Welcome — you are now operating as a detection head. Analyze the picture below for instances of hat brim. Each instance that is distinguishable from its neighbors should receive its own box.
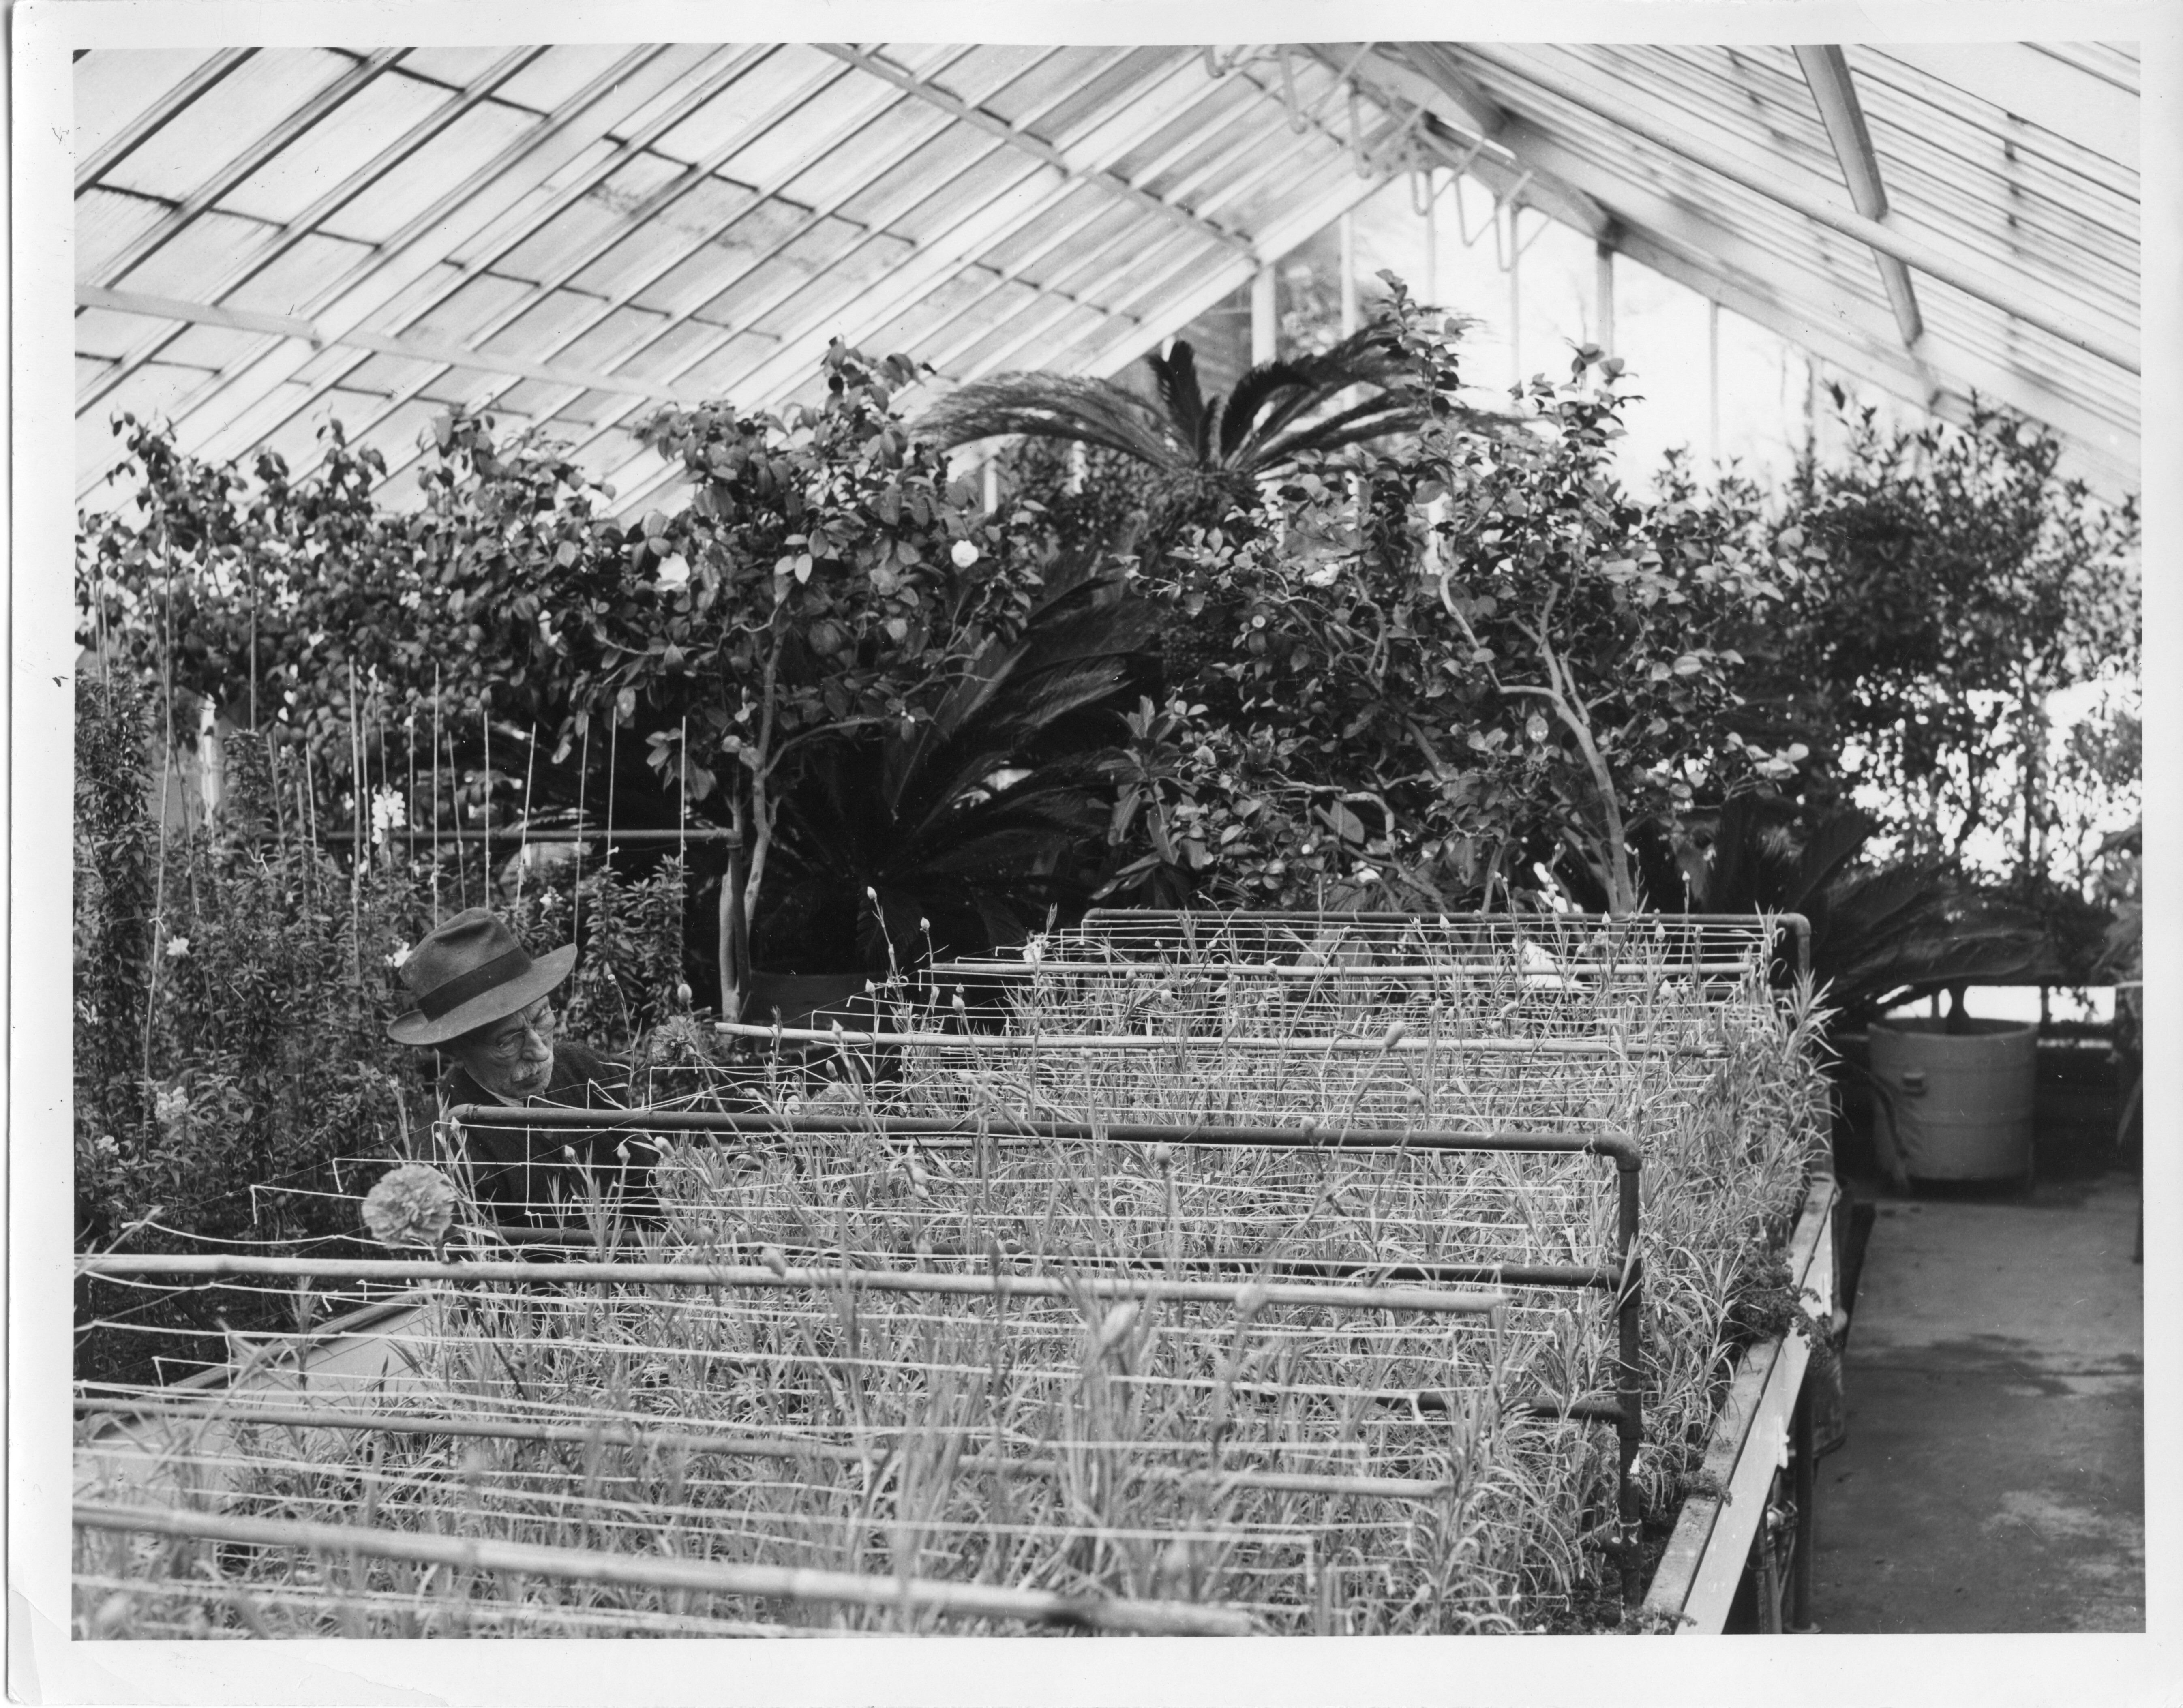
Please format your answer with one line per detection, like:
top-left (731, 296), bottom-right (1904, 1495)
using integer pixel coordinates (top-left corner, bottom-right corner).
top-left (387, 943), bottom-right (579, 1047)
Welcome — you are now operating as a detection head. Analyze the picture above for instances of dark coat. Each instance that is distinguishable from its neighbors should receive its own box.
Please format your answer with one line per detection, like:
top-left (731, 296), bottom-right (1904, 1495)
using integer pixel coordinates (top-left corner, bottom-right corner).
top-left (438, 1039), bottom-right (660, 1233)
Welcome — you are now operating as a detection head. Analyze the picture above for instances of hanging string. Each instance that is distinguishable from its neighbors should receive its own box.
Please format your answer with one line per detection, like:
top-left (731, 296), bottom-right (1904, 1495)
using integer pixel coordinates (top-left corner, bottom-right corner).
top-left (678, 714), bottom-right (689, 991)
top-left (514, 722), bottom-right (538, 914)
top-left (574, 720), bottom-right (590, 954)
top-left (376, 688), bottom-right (392, 874)
top-left (445, 679), bottom-right (468, 914)
top-left (603, 711), bottom-right (618, 929)
top-left (481, 690), bottom-right (493, 908)
top-left (266, 728), bottom-right (286, 852)
top-left (347, 674), bottom-right (364, 1002)
top-left (437, 673), bottom-right (450, 934)
top-left (406, 708), bottom-right (418, 886)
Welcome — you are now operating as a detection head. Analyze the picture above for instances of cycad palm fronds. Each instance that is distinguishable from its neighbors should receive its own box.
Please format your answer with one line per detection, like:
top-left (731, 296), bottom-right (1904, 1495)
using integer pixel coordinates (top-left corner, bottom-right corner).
top-left (918, 326), bottom-right (1428, 484)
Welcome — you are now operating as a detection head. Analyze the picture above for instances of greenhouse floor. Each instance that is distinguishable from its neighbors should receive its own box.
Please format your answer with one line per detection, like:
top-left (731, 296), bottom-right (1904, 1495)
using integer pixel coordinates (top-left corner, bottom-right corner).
top-left (1809, 1165), bottom-right (2144, 1632)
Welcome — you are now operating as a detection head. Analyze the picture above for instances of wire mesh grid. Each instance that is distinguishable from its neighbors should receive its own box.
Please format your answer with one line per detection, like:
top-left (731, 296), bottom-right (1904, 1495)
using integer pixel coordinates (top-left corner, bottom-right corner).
top-left (75, 910), bottom-right (1825, 1636)
top-left (77, 1126), bottom-right (1619, 1637)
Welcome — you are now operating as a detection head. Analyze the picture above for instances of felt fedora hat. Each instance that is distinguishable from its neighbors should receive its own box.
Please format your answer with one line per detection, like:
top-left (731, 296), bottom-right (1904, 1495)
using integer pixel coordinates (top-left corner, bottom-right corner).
top-left (386, 908), bottom-right (578, 1047)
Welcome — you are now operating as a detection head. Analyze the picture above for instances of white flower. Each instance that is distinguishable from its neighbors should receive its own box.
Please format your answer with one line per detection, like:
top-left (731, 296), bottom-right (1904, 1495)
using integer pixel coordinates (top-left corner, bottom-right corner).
top-left (386, 942), bottom-right (411, 969)
top-left (369, 787), bottom-right (408, 848)
top-left (361, 1163), bottom-right (458, 1250)
top-left (164, 935), bottom-right (191, 959)
top-left (950, 540), bottom-right (980, 569)
top-left (153, 1085), bottom-right (191, 1131)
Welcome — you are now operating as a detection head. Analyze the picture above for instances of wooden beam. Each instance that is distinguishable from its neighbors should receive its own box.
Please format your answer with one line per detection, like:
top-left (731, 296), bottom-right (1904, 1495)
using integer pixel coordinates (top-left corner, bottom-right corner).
top-left (1644, 1180), bottom-right (1837, 1633)
top-left (1795, 45), bottom-right (1926, 352)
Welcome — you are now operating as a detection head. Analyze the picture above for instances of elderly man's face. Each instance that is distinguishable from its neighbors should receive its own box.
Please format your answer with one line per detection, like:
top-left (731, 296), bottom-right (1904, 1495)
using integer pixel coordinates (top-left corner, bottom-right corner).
top-left (450, 999), bottom-right (557, 1100)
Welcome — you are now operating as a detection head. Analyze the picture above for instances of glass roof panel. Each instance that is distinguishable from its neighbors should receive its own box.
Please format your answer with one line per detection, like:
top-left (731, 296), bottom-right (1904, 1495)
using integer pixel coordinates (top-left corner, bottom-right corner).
top-left (73, 48), bottom-right (220, 168)
top-left (94, 49), bottom-right (358, 201)
top-left (645, 48), bottom-right (833, 165)
top-left (492, 44), bottom-right (656, 116)
top-left (218, 68), bottom-right (462, 227)
top-left (218, 232), bottom-right (378, 315)
top-left (315, 99), bottom-right (547, 249)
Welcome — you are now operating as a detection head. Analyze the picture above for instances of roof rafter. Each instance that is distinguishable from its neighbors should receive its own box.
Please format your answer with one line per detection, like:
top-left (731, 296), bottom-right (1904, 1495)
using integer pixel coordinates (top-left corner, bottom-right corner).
top-left (1448, 43), bottom-right (2137, 375)
top-left (92, 48), bottom-right (411, 291)
top-left (1794, 47), bottom-right (1923, 352)
top-left (140, 47), bottom-right (695, 469)
top-left (76, 284), bottom-right (716, 405)
top-left (75, 47), bottom-right (254, 192)
top-left (288, 45), bottom-right (943, 482)
top-left (371, 47), bottom-right (1164, 493)
top-left (818, 43), bottom-right (1256, 257)
top-left (77, 45), bottom-right (551, 426)
top-left (503, 51), bottom-right (1237, 504)
top-left (885, 93), bottom-right (1270, 380)
top-left (1344, 42), bottom-right (2131, 465)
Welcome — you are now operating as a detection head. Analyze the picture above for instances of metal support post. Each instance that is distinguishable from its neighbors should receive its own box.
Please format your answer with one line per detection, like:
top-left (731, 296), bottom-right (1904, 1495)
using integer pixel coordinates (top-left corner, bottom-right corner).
top-left (1507, 208), bottom-right (1523, 388)
top-left (1595, 241), bottom-right (1615, 357)
top-left (1251, 260), bottom-right (1278, 364)
top-left (1339, 211), bottom-right (1359, 335)
top-left (1707, 298), bottom-right (1721, 469)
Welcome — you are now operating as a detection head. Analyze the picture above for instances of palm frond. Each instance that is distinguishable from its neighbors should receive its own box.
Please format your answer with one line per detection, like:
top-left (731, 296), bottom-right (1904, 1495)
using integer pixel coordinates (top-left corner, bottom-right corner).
top-left (915, 376), bottom-right (1174, 466)
top-left (1218, 360), bottom-right (1315, 462)
top-left (1146, 342), bottom-right (1209, 463)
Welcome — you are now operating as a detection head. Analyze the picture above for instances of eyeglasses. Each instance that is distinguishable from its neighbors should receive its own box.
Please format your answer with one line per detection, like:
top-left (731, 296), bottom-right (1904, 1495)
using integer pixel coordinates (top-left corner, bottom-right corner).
top-left (477, 1002), bottom-right (557, 1063)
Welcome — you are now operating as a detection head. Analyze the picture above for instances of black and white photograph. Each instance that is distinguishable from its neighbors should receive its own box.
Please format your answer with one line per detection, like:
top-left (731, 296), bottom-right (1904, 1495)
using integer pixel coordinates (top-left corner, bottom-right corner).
top-left (9, 4), bottom-right (2174, 1702)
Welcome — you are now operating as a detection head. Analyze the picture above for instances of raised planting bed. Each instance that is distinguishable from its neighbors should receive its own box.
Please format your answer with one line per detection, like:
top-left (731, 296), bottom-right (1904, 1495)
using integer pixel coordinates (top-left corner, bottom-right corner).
top-left (72, 911), bottom-right (1832, 1637)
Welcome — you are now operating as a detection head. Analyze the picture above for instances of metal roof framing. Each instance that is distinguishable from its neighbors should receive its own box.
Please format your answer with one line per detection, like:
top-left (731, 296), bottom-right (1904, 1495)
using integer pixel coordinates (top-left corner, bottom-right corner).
top-left (75, 38), bottom-right (2140, 508)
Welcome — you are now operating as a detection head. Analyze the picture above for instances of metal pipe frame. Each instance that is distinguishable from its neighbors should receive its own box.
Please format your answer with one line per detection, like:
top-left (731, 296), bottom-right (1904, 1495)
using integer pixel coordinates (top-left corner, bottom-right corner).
top-left (72, 1395), bottom-right (1466, 1501)
top-left (1450, 43), bottom-right (2137, 373)
top-left (72, 1502), bottom-right (1255, 1637)
top-left (1793, 46), bottom-right (1923, 351)
top-left (1343, 44), bottom-right (2136, 486)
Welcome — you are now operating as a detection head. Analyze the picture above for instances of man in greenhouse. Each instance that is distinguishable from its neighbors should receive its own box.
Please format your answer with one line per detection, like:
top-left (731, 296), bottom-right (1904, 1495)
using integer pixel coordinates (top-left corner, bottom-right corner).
top-left (388, 907), bottom-right (658, 1234)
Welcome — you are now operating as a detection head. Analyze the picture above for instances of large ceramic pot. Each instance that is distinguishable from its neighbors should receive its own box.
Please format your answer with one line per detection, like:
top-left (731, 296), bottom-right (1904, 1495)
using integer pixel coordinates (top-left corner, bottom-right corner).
top-left (1868, 1016), bottom-right (2038, 1183)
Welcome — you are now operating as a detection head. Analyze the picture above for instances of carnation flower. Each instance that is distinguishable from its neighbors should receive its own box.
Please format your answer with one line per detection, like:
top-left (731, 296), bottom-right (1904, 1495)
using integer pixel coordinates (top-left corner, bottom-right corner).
top-left (361, 1163), bottom-right (458, 1251)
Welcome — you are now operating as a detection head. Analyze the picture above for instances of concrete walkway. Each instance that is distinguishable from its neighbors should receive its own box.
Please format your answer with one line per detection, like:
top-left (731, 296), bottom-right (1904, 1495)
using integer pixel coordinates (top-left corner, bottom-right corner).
top-left (1809, 1171), bottom-right (2144, 1632)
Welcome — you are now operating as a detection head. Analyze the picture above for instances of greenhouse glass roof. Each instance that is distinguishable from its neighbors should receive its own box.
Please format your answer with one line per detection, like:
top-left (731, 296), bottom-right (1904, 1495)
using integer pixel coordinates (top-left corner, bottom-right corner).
top-left (72, 39), bottom-right (2142, 506)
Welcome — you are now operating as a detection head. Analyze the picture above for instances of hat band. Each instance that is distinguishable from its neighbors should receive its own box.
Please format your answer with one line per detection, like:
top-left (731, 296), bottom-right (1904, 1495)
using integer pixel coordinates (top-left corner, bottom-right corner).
top-left (416, 946), bottom-right (536, 1020)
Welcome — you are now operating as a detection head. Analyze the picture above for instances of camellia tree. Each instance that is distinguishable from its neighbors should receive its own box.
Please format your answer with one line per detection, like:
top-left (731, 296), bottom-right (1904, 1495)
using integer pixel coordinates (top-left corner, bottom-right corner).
top-left (489, 341), bottom-right (1123, 1011)
top-left (1118, 280), bottom-right (1804, 915)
